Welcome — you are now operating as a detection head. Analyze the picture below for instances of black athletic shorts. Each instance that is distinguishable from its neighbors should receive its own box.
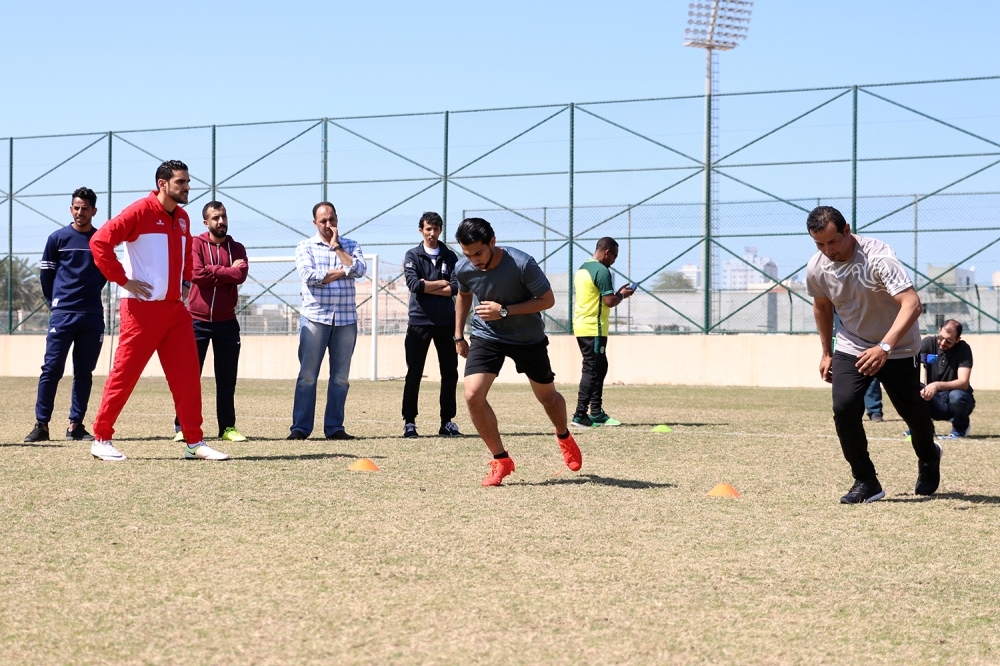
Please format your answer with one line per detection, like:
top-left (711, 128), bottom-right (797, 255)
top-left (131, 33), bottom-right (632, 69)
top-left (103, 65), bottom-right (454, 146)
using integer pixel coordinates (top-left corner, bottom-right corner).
top-left (464, 335), bottom-right (555, 384)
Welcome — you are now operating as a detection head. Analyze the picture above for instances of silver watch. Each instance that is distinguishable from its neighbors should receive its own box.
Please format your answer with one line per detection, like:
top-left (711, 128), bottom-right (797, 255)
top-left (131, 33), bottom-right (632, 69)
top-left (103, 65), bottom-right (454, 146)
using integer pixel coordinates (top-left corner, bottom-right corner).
top-left (499, 306), bottom-right (508, 318)
top-left (878, 342), bottom-right (891, 354)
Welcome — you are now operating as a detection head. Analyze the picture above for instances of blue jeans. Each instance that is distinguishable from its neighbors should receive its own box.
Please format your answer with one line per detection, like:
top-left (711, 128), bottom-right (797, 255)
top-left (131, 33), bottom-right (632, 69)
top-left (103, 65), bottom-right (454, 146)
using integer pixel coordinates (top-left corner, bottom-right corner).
top-left (864, 378), bottom-right (882, 416)
top-left (928, 389), bottom-right (975, 433)
top-left (291, 317), bottom-right (357, 437)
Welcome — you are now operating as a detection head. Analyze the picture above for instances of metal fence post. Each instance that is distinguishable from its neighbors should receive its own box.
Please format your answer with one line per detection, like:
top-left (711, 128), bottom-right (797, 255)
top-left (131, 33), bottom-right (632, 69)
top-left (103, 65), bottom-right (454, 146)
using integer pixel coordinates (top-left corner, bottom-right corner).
top-left (322, 119), bottom-right (328, 202)
top-left (8, 138), bottom-right (13, 334)
top-left (211, 125), bottom-right (217, 201)
top-left (442, 111), bottom-right (449, 240)
top-left (852, 85), bottom-right (858, 229)
top-left (703, 82), bottom-right (713, 334)
top-left (106, 132), bottom-right (113, 335)
top-left (913, 193), bottom-right (919, 289)
top-left (568, 103), bottom-right (575, 323)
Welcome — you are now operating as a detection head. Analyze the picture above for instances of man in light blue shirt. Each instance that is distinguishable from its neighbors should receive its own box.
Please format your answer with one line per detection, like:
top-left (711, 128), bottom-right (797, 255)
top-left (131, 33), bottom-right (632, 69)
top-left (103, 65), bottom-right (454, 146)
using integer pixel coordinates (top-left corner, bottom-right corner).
top-left (289, 202), bottom-right (367, 440)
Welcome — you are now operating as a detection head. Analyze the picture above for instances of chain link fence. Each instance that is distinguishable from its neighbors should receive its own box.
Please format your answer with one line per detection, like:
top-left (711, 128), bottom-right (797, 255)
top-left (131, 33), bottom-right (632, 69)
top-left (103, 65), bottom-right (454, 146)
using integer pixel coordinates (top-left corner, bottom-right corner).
top-left (3, 76), bottom-right (999, 337)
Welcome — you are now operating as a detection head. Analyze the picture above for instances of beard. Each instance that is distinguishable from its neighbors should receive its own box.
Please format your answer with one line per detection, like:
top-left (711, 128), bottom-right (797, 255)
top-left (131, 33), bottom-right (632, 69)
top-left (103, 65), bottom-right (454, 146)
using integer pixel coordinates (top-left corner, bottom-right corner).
top-left (209, 227), bottom-right (228, 240)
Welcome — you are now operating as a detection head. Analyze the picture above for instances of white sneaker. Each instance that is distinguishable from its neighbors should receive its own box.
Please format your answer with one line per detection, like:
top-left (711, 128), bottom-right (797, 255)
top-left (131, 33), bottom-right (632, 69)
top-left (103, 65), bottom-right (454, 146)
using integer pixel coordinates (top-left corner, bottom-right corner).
top-left (184, 442), bottom-right (230, 461)
top-left (91, 440), bottom-right (127, 462)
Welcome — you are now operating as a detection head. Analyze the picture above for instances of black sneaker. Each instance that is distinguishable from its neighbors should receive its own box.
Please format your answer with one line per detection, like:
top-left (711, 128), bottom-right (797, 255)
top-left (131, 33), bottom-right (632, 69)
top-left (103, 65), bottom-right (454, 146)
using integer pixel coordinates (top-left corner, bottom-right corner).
top-left (915, 443), bottom-right (943, 496)
top-left (286, 430), bottom-right (308, 440)
top-left (403, 423), bottom-right (419, 438)
top-left (66, 424), bottom-right (95, 441)
top-left (438, 421), bottom-right (461, 437)
top-left (570, 414), bottom-right (594, 428)
top-left (24, 421), bottom-right (49, 443)
top-left (869, 413), bottom-right (884, 423)
top-left (840, 479), bottom-right (885, 504)
top-left (326, 430), bottom-right (355, 440)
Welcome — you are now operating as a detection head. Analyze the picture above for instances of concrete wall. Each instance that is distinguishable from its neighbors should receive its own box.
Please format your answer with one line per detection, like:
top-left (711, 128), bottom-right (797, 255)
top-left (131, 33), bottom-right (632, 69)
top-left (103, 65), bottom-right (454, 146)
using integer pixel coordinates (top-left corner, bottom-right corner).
top-left (3, 334), bottom-right (998, 389)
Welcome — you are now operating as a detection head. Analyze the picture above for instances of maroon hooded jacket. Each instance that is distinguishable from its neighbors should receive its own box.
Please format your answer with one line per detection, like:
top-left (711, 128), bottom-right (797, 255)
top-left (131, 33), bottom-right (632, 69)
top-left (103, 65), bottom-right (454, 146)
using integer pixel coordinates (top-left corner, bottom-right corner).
top-left (187, 232), bottom-right (249, 322)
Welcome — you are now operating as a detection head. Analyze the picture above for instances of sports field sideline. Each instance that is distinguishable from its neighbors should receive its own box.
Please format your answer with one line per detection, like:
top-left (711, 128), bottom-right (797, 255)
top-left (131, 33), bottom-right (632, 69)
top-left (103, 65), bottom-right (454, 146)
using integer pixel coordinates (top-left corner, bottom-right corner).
top-left (2, 376), bottom-right (999, 664)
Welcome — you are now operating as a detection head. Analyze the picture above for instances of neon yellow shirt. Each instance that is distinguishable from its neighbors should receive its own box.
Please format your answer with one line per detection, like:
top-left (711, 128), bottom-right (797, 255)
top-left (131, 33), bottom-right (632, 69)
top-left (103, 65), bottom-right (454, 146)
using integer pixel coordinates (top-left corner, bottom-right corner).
top-left (572, 258), bottom-right (614, 337)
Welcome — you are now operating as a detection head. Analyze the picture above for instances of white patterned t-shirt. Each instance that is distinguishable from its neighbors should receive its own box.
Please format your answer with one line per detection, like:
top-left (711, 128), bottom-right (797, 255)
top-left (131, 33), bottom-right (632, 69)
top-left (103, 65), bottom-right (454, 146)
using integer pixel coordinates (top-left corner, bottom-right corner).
top-left (806, 234), bottom-right (920, 359)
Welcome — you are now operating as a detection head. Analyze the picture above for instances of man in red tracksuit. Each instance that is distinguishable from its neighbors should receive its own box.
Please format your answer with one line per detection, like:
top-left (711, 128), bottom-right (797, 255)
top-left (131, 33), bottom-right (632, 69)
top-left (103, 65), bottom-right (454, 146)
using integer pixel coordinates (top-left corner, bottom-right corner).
top-left (89, 160), bottom-right (230, 462)
top-left (173, 201), bottom-right (250, 443)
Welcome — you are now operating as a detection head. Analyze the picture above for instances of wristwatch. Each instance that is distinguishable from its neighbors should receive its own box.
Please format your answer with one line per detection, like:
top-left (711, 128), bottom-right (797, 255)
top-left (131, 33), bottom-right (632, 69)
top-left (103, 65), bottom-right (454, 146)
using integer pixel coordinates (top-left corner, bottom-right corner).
top-left (878, 342), bottom-right (892, 354)
top-left (453, 335), bottom-right (465, 343)
top-left (498, 306), bottom-right (508, 318)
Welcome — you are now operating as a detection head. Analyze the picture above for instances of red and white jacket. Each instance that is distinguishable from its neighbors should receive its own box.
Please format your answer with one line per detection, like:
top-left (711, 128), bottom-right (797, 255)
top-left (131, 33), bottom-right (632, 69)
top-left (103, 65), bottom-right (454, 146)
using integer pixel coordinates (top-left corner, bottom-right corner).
top-left (91, 191), bottom-right (193, 302)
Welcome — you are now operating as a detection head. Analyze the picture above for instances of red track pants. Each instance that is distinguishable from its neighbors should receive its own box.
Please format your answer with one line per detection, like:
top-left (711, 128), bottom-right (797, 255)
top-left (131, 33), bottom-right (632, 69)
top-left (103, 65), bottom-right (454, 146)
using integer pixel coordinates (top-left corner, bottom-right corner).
top-left (93, 299), bottom-right (203, 443)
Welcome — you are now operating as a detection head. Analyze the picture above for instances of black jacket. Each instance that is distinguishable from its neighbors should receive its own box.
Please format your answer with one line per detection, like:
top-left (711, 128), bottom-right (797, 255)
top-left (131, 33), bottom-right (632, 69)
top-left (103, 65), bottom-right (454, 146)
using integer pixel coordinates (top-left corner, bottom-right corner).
top-left (403, 243), bottom-right (459, 327)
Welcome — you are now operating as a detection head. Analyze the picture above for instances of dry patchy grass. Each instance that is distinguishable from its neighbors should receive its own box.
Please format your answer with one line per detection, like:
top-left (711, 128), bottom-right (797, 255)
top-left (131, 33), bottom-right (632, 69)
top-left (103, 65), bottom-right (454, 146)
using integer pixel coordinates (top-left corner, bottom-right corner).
top-left (1, 376), bottom-right (999, 664)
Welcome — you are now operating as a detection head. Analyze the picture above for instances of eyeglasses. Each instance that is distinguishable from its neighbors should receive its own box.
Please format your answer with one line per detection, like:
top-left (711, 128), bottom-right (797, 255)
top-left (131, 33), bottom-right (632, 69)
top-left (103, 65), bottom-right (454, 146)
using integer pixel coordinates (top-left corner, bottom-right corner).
top-left (937, 335), bottom-right (956, 347)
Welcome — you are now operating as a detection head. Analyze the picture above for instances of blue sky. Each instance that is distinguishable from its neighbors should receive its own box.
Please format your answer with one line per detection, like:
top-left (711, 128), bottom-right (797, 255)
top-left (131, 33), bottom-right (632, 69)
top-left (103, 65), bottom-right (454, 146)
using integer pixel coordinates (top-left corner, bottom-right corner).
top-left (2, 0), bottom-right (997, 135)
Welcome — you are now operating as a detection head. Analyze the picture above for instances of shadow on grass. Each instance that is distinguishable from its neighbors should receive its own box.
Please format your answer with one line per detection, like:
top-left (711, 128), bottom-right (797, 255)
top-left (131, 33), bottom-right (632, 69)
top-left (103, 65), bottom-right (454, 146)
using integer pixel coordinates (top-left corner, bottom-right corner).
top-left (509, 474), bottom-right (676, 489)
top-left (884, 491), bottom-right (1000, 505)
top-left (0, 442), bottom-right (69, 448)
top-left (137, 453), bottom-right (386, 462)
top-left (961, 435), bottom-right (999, 441)
top-left (628, 422), bottom-right (728, 428)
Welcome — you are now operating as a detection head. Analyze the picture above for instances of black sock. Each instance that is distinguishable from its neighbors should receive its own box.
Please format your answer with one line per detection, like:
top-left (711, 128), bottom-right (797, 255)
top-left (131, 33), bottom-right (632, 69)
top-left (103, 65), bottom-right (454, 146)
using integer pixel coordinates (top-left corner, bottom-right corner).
top-left (557, 431), bottom-right (570, 439)
top-left (493, 451), bottom-right (509, 459)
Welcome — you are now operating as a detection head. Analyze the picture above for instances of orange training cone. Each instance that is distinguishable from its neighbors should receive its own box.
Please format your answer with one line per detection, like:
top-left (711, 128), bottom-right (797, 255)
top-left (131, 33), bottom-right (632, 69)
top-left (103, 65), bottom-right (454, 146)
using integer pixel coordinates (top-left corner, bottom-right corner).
top-left (707, 483), bottom-right (741, 498)
top-left (349, 458), bottom-right (380, 472)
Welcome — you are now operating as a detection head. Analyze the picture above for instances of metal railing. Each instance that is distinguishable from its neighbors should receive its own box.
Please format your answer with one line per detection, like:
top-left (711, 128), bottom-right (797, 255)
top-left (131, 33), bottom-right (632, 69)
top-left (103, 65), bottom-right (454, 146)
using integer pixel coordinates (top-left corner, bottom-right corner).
top-left (3, 75), bottom-right (999, 335)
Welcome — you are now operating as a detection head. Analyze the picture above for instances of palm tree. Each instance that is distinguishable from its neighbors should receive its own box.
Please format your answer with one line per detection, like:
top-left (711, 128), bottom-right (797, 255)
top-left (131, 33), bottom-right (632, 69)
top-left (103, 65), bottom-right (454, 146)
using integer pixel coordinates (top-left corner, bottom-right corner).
top-left (0, 256), bottom-right (46, 331)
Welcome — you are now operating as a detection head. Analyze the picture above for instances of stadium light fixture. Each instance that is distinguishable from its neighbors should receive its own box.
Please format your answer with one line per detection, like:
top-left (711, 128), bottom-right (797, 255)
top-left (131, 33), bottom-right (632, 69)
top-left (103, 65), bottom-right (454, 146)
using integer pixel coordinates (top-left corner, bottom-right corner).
top-left (683, 0), bottom-right (753, 332)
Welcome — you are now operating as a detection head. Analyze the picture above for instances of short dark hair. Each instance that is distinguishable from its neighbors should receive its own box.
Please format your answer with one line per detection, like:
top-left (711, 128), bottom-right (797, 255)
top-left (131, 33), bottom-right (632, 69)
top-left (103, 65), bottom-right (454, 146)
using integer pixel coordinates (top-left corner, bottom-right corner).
top-left (72, 187), bottom-right (97, 208)
top-left (155, 160), bottom-right (189, 186)
top-left (455, 217), bottom-right (495, 246)
top-left (312, 201), bottom-right (337, 219)
top-left (419, 211), bottom-right (443, 229)
top-left (596, 237), bottom-right (619, 252)
top-left (202, 201), bottom-right (225, 220)
top-left (806, 206), bottom-right (848, 234)
top-left (943, 319), bottom-right (963, 338)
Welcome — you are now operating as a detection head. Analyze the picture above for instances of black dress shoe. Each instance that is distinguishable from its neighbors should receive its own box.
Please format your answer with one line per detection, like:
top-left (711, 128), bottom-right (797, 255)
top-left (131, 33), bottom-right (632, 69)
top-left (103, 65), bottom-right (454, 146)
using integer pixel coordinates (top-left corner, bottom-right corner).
top-left (286, 430), bottom-right (308, 440)
top-left (326, 430), bottom-right (355, 440)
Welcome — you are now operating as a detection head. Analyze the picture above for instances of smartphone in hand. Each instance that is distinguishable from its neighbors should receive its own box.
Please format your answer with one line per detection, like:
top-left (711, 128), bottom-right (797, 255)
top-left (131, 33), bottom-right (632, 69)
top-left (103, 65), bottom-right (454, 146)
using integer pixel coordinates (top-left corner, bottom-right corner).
top-left (628, 282), bottom-right (639, 291)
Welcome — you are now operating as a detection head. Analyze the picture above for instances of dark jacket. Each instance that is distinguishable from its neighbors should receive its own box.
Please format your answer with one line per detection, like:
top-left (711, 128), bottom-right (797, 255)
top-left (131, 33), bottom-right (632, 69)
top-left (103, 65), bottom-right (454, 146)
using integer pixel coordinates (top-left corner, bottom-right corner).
top-left (188, 232), bottom-right (249, 322)
top-left (403, 243), bottom-right (459, 327)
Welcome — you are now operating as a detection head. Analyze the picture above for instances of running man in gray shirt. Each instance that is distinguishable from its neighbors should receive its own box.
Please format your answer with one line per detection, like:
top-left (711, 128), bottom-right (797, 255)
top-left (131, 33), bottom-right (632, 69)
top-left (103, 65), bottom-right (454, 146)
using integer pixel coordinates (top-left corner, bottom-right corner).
top-left (806, 206), bottom-right (939, 504)
top-left (453, 218), bottom-right (582, 487)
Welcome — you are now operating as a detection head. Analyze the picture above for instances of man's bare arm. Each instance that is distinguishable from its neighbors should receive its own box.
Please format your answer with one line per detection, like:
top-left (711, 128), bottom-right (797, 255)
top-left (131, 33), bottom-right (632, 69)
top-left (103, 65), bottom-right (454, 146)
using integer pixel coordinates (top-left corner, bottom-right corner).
top-left (813, 296), bottom-right (835, 382)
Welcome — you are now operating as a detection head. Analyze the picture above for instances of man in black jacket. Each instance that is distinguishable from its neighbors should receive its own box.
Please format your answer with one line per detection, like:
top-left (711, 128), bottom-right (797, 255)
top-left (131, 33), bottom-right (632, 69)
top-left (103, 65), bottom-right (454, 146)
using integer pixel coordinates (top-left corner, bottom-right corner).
top-left (401, 212), bottom-right (462, 438)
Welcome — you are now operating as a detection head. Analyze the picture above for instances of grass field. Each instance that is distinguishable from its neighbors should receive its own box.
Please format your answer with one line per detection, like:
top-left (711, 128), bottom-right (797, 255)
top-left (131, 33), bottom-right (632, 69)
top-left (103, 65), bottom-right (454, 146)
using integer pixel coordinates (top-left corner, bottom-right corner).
top-left (2, 376), bottom-right (999, 665)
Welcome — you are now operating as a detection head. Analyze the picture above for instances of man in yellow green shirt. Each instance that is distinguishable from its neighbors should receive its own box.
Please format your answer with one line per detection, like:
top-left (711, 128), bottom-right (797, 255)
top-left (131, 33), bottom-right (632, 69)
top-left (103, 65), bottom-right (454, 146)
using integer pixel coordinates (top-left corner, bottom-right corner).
top-left (571, 237), bottom-right (635, 427)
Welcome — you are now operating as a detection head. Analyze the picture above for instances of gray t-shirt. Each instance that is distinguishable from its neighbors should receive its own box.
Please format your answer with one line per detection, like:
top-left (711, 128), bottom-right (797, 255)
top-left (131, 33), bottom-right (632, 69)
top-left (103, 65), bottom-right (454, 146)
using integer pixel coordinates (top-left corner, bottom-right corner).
top-left (456, 246), bottom-right (551, 345)
top-left (806, 234), bottom-right (920, 359)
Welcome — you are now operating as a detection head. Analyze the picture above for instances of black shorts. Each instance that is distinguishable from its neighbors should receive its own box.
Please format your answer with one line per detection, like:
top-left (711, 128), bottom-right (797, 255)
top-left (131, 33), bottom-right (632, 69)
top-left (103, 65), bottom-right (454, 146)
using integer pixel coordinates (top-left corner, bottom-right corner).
top-left (464, 336), bottom-right (555, 384)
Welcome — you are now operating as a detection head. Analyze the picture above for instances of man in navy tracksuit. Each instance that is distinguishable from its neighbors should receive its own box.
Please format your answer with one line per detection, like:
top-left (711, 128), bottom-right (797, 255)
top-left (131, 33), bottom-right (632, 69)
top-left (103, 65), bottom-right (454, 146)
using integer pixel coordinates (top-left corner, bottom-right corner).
top-left (400, 212), bottom-right (462, 438)
top-left (25, 187), bottom-right (108, 442)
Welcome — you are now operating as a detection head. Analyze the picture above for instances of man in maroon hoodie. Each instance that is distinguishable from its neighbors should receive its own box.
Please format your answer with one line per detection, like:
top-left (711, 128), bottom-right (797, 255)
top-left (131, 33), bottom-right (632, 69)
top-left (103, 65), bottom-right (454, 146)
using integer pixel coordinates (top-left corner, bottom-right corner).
top-left (174, 201), bottom-right (250, 442)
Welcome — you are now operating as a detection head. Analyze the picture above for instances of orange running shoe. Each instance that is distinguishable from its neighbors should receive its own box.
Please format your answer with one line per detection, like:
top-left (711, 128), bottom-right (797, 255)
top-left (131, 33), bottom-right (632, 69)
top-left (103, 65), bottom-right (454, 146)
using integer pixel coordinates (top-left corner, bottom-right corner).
top-left (482, 456), bottom-right (515, 487)
top-left (557, 431), bottom-right (582, 471)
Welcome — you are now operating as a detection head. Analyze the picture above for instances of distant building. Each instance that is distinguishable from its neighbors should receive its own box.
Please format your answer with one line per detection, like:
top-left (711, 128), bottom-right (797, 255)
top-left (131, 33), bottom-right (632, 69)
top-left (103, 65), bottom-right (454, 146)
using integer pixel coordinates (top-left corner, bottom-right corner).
top-left (927, 264), bottom-right (975, 291)
top-left (680, 263), bottom-right (701, 289)
top-left (722, 247), bottom-right (778, 291)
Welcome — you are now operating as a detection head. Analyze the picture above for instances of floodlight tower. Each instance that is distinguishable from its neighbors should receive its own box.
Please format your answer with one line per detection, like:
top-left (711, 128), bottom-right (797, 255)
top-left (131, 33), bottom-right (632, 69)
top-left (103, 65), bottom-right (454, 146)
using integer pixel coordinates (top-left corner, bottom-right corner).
top-left (684, 0), bottom-right (752, 332)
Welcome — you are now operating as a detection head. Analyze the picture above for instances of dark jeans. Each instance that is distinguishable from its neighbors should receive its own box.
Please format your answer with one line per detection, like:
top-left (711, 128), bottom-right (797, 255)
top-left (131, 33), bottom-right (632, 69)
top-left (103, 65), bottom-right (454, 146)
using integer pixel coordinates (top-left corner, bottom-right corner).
top-left (401, 324), bottom-right (458, 424)
top-left (865, 378), bottom-right (882, 416)
top-left (575, 336), bottom-right (609, 418)
top-left (927, 388), bottom-right (975, 433)
top-left (831, 352), bottom-right (937, 482)
top-left (34, 311), bottom-right (105, 424)
top-left (175, 318), bottom-right (241, 437)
